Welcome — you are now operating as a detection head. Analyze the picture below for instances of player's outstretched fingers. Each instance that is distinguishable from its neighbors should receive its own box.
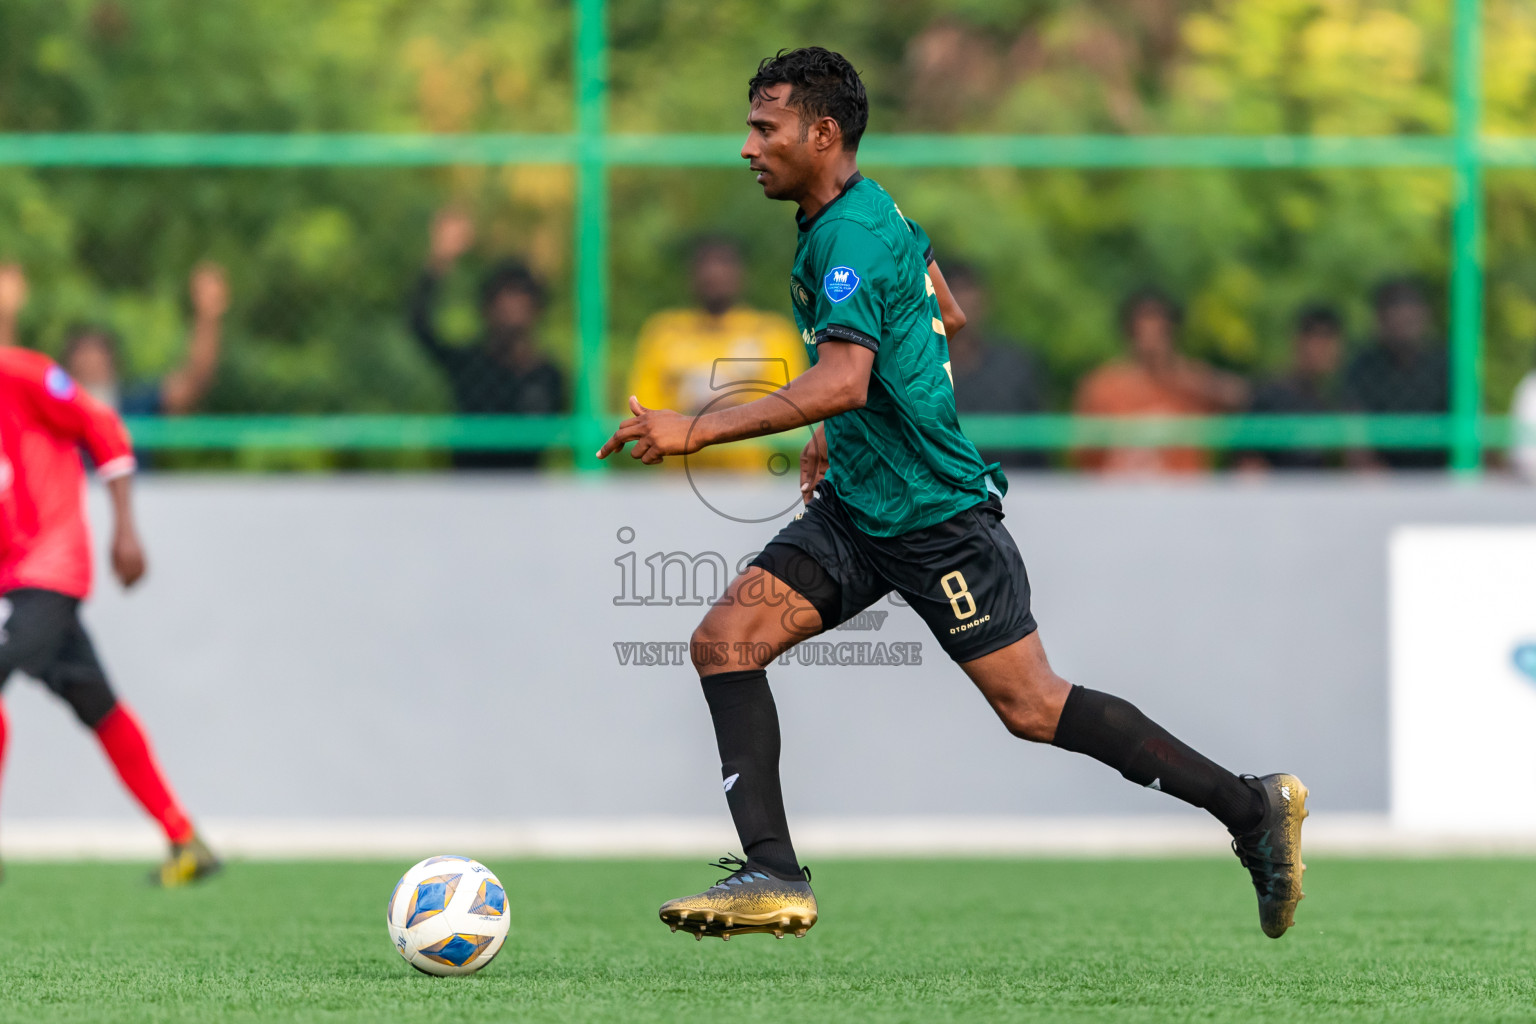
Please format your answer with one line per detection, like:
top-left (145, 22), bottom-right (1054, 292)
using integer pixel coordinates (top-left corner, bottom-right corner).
top-left (596, 418), bottom-right (643, 459)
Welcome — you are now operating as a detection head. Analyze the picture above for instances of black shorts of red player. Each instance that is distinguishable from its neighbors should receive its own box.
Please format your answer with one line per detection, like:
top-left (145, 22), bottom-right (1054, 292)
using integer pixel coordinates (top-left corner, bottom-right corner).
top-left (0, 588), bottom-right (118, 727)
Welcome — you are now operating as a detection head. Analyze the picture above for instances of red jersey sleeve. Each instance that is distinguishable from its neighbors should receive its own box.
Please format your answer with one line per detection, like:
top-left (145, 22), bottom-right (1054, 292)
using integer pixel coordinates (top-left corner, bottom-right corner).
top-left (0, 349), bottom-right (136, 479)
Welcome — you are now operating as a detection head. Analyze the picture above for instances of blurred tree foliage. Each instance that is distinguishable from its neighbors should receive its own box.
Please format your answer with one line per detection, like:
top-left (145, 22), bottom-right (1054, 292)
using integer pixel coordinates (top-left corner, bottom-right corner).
top-left (0, 0), bottom-right (1532, 430)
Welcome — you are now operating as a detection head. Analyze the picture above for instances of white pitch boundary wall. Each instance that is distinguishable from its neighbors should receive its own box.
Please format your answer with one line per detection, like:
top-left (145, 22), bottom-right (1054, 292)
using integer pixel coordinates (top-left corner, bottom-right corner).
top-left (1, 474), bottom-right (1531, 858)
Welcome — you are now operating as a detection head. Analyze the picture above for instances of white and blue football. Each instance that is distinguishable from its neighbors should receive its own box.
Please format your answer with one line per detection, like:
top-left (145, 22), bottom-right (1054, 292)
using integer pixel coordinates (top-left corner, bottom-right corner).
top-left (386, 855), bottom-right (510, 976)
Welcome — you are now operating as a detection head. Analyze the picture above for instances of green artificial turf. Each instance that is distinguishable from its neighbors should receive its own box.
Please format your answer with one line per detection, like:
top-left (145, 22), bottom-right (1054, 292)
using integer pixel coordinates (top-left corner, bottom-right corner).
top-left (0, 857), bottom-right (1532, 1022)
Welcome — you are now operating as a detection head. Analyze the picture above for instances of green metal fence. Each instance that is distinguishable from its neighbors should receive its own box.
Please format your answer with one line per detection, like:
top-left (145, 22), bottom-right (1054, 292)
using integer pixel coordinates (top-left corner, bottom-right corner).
top-left (1, 0), bottom-right (1524, 472)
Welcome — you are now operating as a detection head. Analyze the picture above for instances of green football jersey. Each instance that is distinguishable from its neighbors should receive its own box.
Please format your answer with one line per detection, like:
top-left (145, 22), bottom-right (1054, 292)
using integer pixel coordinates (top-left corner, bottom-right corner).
top-left (788, 173), bottom-right (1005, 537)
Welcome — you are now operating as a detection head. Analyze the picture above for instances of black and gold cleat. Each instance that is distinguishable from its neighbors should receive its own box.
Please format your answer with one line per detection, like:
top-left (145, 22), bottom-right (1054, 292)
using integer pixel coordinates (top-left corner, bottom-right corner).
top-left (659, 855), bottom-right (816, 940)
top-left (1229, 773), bottom-right (1309, 938)
top-left (153, 833), bottom-right (222, 888)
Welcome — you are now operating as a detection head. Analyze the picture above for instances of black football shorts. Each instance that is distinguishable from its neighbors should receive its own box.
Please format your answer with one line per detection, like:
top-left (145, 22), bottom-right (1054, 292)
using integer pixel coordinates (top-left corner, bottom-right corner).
top-left (750, 482), bottom-right (1038, 662)
top-left (0, 588), bottom-right (118, 727)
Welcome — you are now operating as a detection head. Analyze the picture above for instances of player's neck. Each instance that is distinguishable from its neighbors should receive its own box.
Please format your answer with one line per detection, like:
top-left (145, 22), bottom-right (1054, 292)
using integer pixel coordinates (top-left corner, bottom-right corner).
top-left (796, 160), bottom-right (862, 221)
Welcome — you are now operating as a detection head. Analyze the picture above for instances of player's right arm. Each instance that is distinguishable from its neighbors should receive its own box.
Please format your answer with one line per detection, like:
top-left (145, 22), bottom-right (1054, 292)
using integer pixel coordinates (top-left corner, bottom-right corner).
top-left (598, 342), bottom-right (873, 464)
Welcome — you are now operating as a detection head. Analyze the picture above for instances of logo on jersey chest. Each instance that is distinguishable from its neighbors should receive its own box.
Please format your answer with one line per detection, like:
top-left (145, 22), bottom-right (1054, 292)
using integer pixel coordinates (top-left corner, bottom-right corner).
top-left (823, 266), bottom-right (861, 303)
top-left (792, 280), bottom-right (814, 313)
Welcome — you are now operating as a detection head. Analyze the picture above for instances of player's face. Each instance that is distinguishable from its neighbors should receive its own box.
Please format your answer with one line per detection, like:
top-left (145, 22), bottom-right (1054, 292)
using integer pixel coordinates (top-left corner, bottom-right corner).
top-left (742, 86), bottom-right (812, 201)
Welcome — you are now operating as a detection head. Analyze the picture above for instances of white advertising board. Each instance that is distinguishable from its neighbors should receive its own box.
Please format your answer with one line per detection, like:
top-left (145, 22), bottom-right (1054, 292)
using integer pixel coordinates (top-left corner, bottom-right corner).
top-left (1391, 526), bottom-right (1536, 833)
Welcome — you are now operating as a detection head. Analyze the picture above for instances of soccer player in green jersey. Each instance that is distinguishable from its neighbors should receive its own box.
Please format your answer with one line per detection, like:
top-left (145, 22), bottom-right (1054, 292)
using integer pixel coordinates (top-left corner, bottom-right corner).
top-left (598, 46), bottom-right (1308, 942)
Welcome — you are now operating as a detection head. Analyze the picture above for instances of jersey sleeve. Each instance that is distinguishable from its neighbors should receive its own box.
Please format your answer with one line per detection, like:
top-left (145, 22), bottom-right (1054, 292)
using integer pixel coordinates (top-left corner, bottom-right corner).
top-left (809, 220), bottom-right (900, 354)
top-left (903, 217), bottom-right (935, 265)
top-left (9, 356), bottom-right (136, 479)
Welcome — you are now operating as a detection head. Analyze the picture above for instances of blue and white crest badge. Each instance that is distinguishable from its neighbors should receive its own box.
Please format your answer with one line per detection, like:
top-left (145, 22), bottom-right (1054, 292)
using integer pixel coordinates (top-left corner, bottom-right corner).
top-left (44, 365), bottom-right (77, 401)
top-left (823, 266), bottom-right (861, 304)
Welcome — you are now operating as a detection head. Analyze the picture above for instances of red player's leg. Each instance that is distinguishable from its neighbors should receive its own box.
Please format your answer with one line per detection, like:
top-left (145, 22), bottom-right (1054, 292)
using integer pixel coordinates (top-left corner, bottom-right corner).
top-left (93, 704), bottom-right (194, 845)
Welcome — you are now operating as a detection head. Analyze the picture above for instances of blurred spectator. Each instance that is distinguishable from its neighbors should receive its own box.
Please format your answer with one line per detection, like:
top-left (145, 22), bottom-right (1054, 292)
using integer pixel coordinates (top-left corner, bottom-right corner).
top-left (1237, 304), bottom-right (1346, 471)
top-left (1342, 277), bottom-right (1449, 470)
top-left (0, 264), bottom-right (25, 349)
top-left (1072, 289), bottom-right (1248, 474)
top-left (1511, 357), bottom-right (1536, 481)
top-left (0, 262), bottom-right (228, 416)
top-left (625, 237), bottom-right (804, 471)
top-left (409, 209), bottom-right (568, 470)
top-left (943, 262), bottom-right (1047, 469)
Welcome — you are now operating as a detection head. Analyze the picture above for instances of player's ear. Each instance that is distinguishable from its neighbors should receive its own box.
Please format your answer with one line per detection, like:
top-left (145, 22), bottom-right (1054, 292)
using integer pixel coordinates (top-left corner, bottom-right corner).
top-left (813, 116), bottom-right (841, 154)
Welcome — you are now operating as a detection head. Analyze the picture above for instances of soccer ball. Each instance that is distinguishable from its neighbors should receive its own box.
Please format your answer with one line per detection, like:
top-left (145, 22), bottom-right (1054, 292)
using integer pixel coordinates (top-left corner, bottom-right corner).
top-left (386, 855), bottom-right (510, 976)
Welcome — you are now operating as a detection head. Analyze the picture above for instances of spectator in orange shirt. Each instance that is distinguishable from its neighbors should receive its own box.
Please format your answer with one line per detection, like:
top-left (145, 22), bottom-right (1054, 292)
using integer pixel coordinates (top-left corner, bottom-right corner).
top-left (1072, 290), bottom-right (1248, 474)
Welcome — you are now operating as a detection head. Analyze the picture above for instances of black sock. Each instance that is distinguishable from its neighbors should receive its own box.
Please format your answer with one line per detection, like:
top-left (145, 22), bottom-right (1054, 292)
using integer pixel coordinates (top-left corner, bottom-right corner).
top-left (1050, 685), bottom-right (1263, 833)
top-left (700, 669), bottom-right (801, 879)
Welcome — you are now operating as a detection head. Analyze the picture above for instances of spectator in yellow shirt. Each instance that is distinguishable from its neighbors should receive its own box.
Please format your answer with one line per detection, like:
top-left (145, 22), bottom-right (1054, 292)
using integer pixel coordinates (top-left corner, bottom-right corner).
top-left (626, 238), bottom-right (806, 471)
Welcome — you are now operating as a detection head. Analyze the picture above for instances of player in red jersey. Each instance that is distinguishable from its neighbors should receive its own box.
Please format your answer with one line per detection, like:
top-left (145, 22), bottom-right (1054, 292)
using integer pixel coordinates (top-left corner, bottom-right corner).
top-left (0, 346), bottom-right (219, 885)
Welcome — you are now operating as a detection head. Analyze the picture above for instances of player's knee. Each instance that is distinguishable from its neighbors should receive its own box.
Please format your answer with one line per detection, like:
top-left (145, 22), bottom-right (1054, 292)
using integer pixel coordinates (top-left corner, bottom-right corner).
top-left (999, 703), bottom-right (1055, 743)
top-left (994, 676), bottom-right (1069, 743)
top-left (690, 620), bottom-right (729, 674)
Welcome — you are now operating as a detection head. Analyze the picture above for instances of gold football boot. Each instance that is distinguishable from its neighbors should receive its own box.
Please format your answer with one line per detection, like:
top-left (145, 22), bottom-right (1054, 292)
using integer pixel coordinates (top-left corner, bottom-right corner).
top-left (659, 856), bottom-right (817, 940)
top-left (154, 833), bottom-right (222, 888)
top-left (1229, 773), bottom-right (1309, 938)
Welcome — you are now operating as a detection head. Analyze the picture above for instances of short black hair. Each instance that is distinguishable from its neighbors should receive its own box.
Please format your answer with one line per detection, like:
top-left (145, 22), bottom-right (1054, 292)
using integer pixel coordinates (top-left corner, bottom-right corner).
top-left (479, 260), bottom-right (545, 312)
top-left (1117, 288), bottom-right (1182, 334)
top-left (61, 322), bottom-right (121, 366)
top-left (1371, 276), bottom-right (1429, 312)
top-left (748, 47), bottom-right (869, 151)
top-left (688, 234), bottom-right (743, 265)
top-left (1294, 303), bottom-right (1343, 336)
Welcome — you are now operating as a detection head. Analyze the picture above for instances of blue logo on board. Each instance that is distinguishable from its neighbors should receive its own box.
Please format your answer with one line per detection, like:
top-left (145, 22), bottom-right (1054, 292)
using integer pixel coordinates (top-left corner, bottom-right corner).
top-left (823, 266), bottom-right (861, 303)
top-left (1513, 643), bottom-right (1536, 682)
top-left (44, 366), bottom-right (77, 401)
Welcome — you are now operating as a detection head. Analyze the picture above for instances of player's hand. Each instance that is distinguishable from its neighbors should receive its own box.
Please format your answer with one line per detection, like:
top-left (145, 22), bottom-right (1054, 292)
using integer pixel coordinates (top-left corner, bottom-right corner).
top-left (799, 425), bottom-right (827, 504)
top-left (189, 262), bottom-right (229, 319)
top-left (429, 208), bottom-right (476, 270)
top-left (112, 527), bottom-right (147, 589)
top-left (0, 263), bottom-right (27, 320)
top-left (596, 396), bottom-right (699, 465)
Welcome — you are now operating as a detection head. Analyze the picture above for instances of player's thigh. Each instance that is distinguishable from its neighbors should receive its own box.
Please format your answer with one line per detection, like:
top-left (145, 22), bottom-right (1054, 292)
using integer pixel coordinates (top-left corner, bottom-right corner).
top-left (881, 499), bottom-right (1038, 665)
top-left (691, 566), bottom-right (822, 673)
top-left (694, 498), bottom-right (888, 673)
top-left (39, 614), bottom-right (118, 728)
top-left (0, 589), bottom-right (79, 685)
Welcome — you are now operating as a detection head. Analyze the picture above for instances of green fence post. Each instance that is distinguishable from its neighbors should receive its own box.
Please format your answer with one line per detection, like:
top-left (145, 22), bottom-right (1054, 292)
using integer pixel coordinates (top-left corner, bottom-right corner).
top-left (574, 0), bottom-right (610, 471)
top-left (1449, 0), bottom-right (1486, 474)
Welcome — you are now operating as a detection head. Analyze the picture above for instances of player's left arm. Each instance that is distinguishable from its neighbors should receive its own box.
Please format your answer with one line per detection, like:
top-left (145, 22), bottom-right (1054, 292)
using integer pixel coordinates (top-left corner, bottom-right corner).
top-left (107, 474), bottom-right (147, 588)
top-left (928, 260), bottom-right (966, 340)
top-left (902, 216), bottom-right (966, 340)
